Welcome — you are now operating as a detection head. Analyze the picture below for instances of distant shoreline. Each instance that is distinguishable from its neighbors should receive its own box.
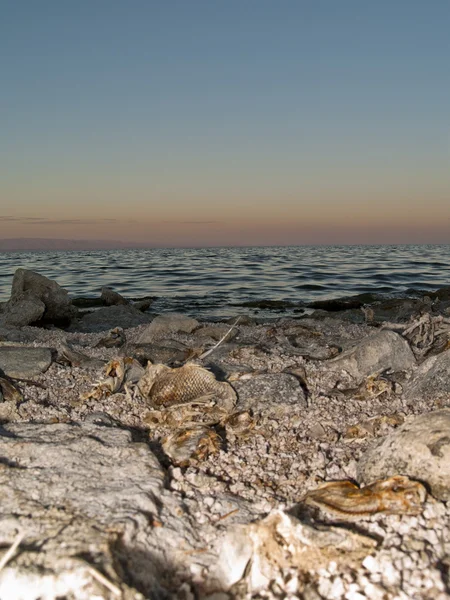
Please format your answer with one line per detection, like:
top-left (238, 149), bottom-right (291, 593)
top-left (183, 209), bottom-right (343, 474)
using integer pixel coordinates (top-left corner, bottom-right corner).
top-left (1, 238), bottom-right (449, 253)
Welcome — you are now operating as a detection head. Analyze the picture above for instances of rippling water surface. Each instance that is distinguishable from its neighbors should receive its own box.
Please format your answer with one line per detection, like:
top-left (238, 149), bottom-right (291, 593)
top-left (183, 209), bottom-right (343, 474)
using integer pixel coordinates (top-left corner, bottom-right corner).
top-left (0, 245), bottom-right (449, 319)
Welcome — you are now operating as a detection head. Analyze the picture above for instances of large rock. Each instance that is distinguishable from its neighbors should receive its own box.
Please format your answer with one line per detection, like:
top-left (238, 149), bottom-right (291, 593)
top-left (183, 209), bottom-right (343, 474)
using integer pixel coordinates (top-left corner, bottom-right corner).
top-left (100, 286), bottom-right (129, 306)
top-left (73, 305), bottom-right (151, 332)
top-left (0, 346), bottom-right (53, 378)
top-left (0, 290), bottom-right (46, 327)
top-left (0, 422), bottom-right (199, 598)
top-left (370, 298), bottom-right (427, 323)
top-left (358, 409), bottom-right (450, 501)
top-left (327, 330), bottom-right (416, 382)
top-left (6, 268), bottom-right (76, 325)
top-left (404, 349), bottom-right (450, 401)
top-left (137, 313), bottom-right (199, 342)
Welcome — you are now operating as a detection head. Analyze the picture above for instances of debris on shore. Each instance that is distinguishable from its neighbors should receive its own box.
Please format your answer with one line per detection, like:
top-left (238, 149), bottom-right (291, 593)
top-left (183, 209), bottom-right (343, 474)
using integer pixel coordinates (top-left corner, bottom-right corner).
top-left (1, 269), bottom-right (450, 599)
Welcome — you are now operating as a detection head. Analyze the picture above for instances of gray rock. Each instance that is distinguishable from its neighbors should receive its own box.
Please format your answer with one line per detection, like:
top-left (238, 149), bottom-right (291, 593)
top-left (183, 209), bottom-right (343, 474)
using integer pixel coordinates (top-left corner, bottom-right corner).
top-left (100, 286), bottom-right (129, 306)
top-left (8, 268), bottom-right (76, 324)
top-left (327, 330), bottom-right (416, 383)
top-left (137, 313), bottom-right (199, 342)
top-left (370, 298), bottom-right (427, 323)
top-left (0, 326), bottom-right (39, 343)
top-left (357, 409), bottom-right (450, 501)
top-left (122, 340), bottom-right (191, 365)
top-left (233, 373), bottom-right (307, 416)
top-left (429, 286), bottom-right (450, 302)
top-left (194, 324), bottom-right (238, 342)
top-left (0, 346), bottom-right (53, 378)
top-left (404, 349), bottom-right (450, 401)
top-left (0, 422), bottom-right (199, 598)
top-left (0, 290), bottom-right (46, 327)
top-left (132, 298), bottom-right (154, 312)
top-left (72, 305), bottom-right (151, 332)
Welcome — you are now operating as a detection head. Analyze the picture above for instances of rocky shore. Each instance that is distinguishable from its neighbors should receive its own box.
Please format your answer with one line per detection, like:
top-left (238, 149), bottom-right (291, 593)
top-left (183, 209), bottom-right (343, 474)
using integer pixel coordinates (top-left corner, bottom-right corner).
top-left (0, 268), bottom-right (450, 599)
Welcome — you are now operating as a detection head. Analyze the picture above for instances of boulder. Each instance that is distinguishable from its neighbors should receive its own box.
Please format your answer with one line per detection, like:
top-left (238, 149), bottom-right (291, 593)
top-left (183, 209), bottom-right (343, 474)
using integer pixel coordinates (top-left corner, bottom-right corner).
top-left (0, 290), bottom-right (46, 327)
top-left (7, 268), bottom-right (76, 324)
top-left (327, 330), bottom-right (416, 383)
top-left (371, 298), bottom-right (427, 323)
top-left (404, 349), bottom-right (450, 401)
top-left (0, 346), bottom-right (53, 378)
top-left (72, 305), bottom-right (151, 332)
top-left (137, 313), bottom-right (199, 342)
top-left (100, 286), bottom-right (129, 306)
top-left (0, 422), bottom-right (199, 598)
top-left (357, 409), bottom-right (450, 501)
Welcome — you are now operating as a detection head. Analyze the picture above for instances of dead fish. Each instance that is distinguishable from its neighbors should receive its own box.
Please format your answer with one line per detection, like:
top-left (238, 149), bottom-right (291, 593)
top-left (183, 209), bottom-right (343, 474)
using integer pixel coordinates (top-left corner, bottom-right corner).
top-left (60, 342), bottom-right (106, 369)
top-left (0, 376), bottom-right (23, 403)
top-left (302, 475), bottom-right (426, 519)
top-left (162, 425), bottom-right (221, 465)
top-left (144, 394), bottom-right (222, 428)
top-left (95, 327), bottom-right (126, 348)
top-left (138, 362), bottom-right (237, 411)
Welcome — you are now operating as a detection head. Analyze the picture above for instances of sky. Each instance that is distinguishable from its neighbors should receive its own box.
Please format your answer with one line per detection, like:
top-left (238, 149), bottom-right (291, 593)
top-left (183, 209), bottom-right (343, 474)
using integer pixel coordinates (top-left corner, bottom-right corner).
top-left (1, 0), bottom-right (449, 247)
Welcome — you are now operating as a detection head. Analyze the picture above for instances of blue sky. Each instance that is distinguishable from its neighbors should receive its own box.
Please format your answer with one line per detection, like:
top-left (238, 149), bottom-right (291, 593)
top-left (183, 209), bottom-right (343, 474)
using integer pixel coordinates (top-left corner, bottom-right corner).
top-left (1, 1), bottom-right (449, 246)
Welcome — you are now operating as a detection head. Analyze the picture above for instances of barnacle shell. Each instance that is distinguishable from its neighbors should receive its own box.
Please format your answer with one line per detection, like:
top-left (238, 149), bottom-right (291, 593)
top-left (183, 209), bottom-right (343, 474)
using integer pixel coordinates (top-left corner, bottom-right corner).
top-left (138, 362), bottom-right (236, 411)
top-left (302, 475), bottom-right (426, 519)
top-left (162, 425), bottom-right (221, 465)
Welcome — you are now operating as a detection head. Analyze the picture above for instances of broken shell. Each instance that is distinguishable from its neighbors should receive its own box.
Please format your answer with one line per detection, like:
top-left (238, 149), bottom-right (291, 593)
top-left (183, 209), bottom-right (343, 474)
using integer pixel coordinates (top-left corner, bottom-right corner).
top-left (138, 362), bottom-right (236, 411)
top-left (162, 425), bottom-right (221, 465)
top-left (302, 475), bottom-right (426, 519)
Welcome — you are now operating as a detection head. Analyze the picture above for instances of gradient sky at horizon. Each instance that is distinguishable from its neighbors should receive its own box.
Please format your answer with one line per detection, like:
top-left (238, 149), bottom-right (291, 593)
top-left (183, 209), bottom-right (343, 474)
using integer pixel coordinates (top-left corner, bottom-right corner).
top-left (1, 0), bottom-right (449, 246)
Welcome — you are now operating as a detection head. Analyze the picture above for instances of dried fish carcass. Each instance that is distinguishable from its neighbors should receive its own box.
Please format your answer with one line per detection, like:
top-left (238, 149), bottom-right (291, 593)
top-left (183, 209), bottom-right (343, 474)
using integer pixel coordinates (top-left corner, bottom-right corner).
top-left (301, 475), bottom-right (426, 520)
top-left (162, 425), bottom-right (221, 465)
top-left (138, 362), bottom-right (237, 414)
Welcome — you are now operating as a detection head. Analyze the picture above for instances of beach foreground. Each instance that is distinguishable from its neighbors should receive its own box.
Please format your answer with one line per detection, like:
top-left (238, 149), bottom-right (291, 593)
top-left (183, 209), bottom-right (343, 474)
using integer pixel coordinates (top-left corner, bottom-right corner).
top-left (0, 270), bottom-right (450, 599)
